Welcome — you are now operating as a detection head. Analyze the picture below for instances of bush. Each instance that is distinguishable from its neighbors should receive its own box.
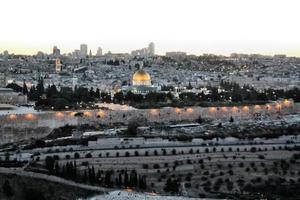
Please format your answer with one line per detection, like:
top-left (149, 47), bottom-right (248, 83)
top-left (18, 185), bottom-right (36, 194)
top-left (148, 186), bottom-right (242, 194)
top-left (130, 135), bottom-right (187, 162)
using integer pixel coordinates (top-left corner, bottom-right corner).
top-left (127, 121), bottom-right (139, 136)
top-left (85, 153), bottom-right (92, 158)
top-left (153, 164), bottom-right (160, 169)
top-left (74, 152), bottom-right (80, 159)
top-left (172, 149), bottom-right (176, 155)
top-left (143, 164), bottom-right (149, 169)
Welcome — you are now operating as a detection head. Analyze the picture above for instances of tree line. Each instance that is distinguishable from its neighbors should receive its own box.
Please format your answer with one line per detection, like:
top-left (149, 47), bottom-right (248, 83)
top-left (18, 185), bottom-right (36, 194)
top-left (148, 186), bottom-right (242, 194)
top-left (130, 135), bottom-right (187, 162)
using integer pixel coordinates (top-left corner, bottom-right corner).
top-left (45, 156), bottom-right (147, 190)
top-left (6, 78), bottom-right (300, 110)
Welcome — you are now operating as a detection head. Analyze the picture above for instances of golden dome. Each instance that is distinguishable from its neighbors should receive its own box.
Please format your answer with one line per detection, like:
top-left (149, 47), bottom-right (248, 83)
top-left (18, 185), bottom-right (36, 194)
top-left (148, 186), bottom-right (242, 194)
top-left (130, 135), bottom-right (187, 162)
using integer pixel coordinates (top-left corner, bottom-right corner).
top-left (132, 69), bottom-right (151, 86)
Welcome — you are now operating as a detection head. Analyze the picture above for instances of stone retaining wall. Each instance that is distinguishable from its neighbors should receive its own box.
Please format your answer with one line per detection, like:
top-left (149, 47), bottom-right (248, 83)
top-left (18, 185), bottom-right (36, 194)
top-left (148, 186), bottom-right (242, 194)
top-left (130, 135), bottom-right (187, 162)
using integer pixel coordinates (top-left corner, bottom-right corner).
top-left (0, 100), bottom-right (299, 145)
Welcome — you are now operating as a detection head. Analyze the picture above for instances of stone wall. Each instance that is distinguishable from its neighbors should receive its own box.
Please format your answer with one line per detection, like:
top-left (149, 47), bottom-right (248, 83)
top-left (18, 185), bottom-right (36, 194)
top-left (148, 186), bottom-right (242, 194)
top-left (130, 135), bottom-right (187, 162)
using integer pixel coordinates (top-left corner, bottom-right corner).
top-left (0, 100), bottom-right (299, 144)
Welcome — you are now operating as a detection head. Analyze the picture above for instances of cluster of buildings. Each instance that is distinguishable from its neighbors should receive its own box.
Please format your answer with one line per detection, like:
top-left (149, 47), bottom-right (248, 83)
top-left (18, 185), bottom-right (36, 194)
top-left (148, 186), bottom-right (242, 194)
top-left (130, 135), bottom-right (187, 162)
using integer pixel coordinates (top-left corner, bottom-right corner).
top-left (0, 46), bottom-right (299, 104)
top-left (131, 42), bottom-right (155, 57)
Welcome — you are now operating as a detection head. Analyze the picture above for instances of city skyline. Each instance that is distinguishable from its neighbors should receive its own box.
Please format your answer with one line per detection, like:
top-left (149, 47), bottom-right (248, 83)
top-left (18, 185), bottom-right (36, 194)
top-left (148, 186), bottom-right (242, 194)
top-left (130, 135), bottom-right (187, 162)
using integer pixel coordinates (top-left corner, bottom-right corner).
top-left (1, 0), bottom-right (300, 57)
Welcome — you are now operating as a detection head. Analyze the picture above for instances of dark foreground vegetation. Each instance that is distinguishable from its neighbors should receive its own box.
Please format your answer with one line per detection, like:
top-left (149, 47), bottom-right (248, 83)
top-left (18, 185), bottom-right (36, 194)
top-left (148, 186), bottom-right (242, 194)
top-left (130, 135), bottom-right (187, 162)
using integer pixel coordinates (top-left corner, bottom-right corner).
top-left (7, 79), bottom-right (300, 110)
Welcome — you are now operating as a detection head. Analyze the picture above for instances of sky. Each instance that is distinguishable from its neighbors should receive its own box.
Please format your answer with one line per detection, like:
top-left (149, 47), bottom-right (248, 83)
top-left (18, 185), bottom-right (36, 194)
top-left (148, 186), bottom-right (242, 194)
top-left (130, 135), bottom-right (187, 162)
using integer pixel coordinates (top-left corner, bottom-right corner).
top-left (0, 0), bottom-right (300, 56)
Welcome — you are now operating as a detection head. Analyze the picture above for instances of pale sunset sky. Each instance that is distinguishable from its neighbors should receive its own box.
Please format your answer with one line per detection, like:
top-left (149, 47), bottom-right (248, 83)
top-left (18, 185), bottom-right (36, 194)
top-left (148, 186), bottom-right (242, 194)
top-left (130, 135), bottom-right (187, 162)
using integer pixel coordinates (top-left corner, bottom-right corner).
top-left (0, 0), bottom-right (300, 56)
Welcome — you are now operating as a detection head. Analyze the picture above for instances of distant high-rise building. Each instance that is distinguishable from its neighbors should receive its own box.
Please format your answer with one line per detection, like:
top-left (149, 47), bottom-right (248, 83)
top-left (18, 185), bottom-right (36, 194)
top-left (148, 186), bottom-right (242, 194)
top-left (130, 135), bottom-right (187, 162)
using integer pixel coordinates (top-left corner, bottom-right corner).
top-left (131, 42), bottom-right (155, 57)
top-left (89, 50), bottom-right (93, 57)
top-left (72, 50), bottom-right (80, 58)
top-left (96, 47), bottom-right (103, 56)
top-left (55, 58), bottom-right (62, 73)
top-left (53, 46), bottom-right (60, 57)
top-left (148, 42), bottom-right (155, 56)
top-left (80, 44), bottom-right (88, 58)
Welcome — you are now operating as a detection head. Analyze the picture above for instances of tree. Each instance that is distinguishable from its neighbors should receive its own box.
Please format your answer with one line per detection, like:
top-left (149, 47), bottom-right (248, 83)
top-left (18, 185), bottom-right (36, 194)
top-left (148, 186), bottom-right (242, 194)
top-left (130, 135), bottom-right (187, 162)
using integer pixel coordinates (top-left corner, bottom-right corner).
top-left (139, 175), bottom-right (147, 189)
top-left (54, 162), bottom-right (60, 175)
top-left (23, 81), bottom-right (28, 95)
top-left (187, 82), bottom-right (193, 90)
top-left (89, 87), bottom-right (96, 98)
top-left (36, 77), bottom-right (45, 98)
top-left (46, 84), bottom-right (58, 98)
top-left (74, 152), bottom-right (80, 159)
top-left (95, 88), bottom-right (100, 99)
top-left (130, 170), bottom-right (138, 187)
top-left (6, 83), bottom-right (23, 92)
top-left (124, 171), bottom-right (129, 187)
top-left (113, 92), bottom-right (124, 104)
top-left (5, 151), bottom-right (10, 161)
top-left (127, 121), bottom-right (139, 136)
top-left (172, 149), bottom-right (176, 155)
top-left (164, 178), bottom-right (180, 193)
top-left (2, 180), bottom-right (14, 198)
top-left (45, 156), bottom-right (55, 173)
top-left (196, 116), bottom-right (203, 124)
top-left (85, 153), bottom-right (92, 158)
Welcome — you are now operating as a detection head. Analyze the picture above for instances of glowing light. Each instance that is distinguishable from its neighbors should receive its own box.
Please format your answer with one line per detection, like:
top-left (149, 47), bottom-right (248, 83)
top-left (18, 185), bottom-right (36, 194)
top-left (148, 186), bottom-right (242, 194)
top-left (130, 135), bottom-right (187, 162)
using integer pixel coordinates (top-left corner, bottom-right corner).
top-left (221, 107), bottom-right (228, 112)
top-left (175, 108), bottom-right (181, 114)
top-left (84, 111), bottom-right (93, 117)
top-left (283, 99), bottom-right (290, 107)
top-left (266, 104), bottom-right (272, 110)
top-left (97, 110), bottom-right (105, 118)
top-left (149, 192), bottom-right (158, 196)
top-left (187, 108), bottom-right (193, 113)
top-left (25, 113), bottom-right (36, 120)
top-left (232, 106), bottom-right (238, 112)
top-left (275, 103), bottom-right (282, 110)
top-left (69, 112), bottom-right (77, 117)
top-left (254, 105), bottom-right (261, 110)
top-left (242, 106), bottom-right (249, 112)
top-left (126, 188), bottom-right (133, 192)
top-left (8, 114), bottom-right (17, 120)
top-left (209, 107), bottom-right (217, 113)
top-left (150, 109), bottom-right (158, 116)
top-left (55, 112), bottom-right (64, 118)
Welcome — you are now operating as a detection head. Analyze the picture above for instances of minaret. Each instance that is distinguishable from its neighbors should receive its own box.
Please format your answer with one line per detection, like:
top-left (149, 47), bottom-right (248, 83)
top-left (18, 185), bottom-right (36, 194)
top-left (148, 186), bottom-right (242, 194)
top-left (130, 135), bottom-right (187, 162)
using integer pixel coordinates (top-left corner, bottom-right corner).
top-left (55, 58), bottom-right (62, 73)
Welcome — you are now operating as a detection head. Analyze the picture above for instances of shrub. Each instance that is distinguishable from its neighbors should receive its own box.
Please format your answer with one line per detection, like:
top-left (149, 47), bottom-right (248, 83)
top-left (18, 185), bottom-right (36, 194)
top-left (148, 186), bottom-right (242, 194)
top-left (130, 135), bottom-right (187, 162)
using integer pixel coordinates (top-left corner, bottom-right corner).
top-left (153, 164), bottom-right (160, 169)
top-left (85, 153), bottom-right (92, 158)
top-left (74, 152), bottom-right (80, 159)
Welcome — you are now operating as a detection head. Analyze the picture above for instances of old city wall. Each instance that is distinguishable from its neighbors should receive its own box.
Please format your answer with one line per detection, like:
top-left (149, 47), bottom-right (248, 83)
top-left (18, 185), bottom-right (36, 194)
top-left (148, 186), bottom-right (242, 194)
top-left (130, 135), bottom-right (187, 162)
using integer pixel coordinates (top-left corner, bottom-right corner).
top-left (1, 101), bottom-right (299, 144)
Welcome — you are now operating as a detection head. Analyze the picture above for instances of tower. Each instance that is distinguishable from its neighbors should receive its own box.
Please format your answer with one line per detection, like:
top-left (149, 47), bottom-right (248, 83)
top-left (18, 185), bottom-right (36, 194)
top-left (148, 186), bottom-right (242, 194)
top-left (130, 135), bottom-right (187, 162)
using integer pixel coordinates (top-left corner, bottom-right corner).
top-left (148, 42), bottom-right (155, 56)
top-left (53, 46), bottom-right (60, 57)
top-left (55, 58), bottom-right (62, 73)
top-left (96, 47), bottom-right (103, 56)
top-left (80, 44), bottom-right (88, 58)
